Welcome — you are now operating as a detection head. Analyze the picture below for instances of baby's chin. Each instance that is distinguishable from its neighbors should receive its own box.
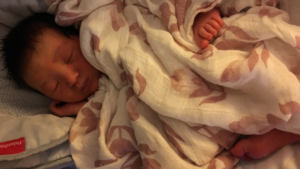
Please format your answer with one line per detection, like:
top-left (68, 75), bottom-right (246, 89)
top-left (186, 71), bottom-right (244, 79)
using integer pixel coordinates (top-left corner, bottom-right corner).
top-left (58, 93), bottom-right (91, 103)
top-left (76, 87), bottom-right (99, 102)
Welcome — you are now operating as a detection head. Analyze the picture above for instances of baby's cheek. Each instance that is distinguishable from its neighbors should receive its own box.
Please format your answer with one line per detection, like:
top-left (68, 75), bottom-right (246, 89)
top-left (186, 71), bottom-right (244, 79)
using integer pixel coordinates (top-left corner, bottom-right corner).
top-left (91, 80), bottom-right (99, 93)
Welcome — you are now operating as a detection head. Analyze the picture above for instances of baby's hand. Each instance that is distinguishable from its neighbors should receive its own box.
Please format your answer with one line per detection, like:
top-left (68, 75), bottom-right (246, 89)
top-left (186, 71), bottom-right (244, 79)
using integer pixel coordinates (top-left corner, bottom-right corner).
top-left (49, 100), bottom-right (87, 117)
top-left (193, 8), bottom-right (223, 49)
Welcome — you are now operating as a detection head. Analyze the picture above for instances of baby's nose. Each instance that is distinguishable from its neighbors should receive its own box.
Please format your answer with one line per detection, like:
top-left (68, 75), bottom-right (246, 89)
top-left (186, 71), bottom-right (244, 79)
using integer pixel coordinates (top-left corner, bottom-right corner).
top-left (66, 71), bottom-right (79, 88)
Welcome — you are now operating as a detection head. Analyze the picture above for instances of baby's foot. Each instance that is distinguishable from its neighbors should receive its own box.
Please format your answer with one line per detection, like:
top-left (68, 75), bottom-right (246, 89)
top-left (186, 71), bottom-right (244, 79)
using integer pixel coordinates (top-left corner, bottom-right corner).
top-left (230, 129), bottom-right (300, 161)
top-left (193, 8), bottom-right (223, 49)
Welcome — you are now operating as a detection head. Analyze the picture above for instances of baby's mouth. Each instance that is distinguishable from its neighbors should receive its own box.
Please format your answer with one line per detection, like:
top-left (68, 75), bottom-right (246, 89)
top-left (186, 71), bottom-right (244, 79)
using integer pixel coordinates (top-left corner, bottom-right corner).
top-left (80, 78), bottom-right (89, 91)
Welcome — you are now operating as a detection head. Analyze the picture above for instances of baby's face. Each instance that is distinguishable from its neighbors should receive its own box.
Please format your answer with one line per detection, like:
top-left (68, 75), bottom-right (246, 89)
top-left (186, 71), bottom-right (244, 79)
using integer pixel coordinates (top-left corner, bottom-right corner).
top-left (23, 29), bottom-right (101, 102)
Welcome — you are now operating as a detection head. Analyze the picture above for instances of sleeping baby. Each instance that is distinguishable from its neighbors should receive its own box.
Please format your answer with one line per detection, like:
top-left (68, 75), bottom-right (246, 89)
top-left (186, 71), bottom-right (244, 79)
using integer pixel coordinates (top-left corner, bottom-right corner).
top-left (2, 3), bottom-right (300, 167)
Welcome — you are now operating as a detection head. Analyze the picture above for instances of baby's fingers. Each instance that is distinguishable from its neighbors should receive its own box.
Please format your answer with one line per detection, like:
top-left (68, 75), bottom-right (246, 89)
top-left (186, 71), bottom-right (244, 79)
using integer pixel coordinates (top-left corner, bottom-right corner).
top-left (49, 100), bottom-right (65, 116)
top-left (50, 100), bottom-right (60, 106)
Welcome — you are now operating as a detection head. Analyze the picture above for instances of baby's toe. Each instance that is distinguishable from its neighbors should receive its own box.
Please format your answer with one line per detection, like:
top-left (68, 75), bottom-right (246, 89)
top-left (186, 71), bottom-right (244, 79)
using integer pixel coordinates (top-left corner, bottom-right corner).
top-left (208, 20), bottom-right (221, 31)
top-left (199, 27), bottom-right (213, 40)
top-left (204, 24), bottom-right (217, 36)
top-left (201, 39), bottom-right (209, 49)
top-left (230, 139), bottom-right (249, 157)
top-left (212, 14), bottom-right (224, 27)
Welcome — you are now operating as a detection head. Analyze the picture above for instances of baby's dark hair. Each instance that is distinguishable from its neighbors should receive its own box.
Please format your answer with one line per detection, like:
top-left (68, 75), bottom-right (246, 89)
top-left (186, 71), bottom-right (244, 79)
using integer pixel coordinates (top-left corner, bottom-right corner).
top-left (1, 12), bottom-right (78, 89)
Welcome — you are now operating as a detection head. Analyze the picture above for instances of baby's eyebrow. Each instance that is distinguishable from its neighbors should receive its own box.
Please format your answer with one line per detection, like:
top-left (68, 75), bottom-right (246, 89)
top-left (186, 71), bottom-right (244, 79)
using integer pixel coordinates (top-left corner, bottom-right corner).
top-left (52, 44), bottom-right (63, 62)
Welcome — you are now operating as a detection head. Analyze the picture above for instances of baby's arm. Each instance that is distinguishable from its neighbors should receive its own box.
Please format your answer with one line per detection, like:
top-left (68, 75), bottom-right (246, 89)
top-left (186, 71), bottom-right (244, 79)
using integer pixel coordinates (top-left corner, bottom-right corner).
top-left (193, 8), bottom-right (223, 49)
top-left (231, 129), bottom-right (300, 161)
top-left (49, 100), bottom-right (87, 116)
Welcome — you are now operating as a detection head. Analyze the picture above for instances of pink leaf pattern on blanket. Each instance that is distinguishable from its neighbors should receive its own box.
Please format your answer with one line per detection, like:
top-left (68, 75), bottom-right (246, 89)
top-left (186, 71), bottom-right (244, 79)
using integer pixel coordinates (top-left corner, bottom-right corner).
top-left (120, 152), bottom-right (143, 169)
top-left (258, 6), bottom-right (284, 18)
top-left (228, 115), bottom-right (281, 134)
top-left (159, 2), bottom-right (173, 24)
top-left (126, 87), bottom-right (140, 121)
top-left (79, 107), bottom-right (98, 134)
top-left (189, 76), bottom-right (213, 98)
top-left (191, 45), bottom-right (214, 60)
top-left (295, 36), bottom-right (300, 50)
top-left (90, 34), bottom-right (100, 53)
top-left (127, 87), bottom-right (135, 101)
top-left (199, 87), bottom-right (227, 105)
top-left (248, 42), bottom-right (270, 70)
top-left (110, 1), bottom-right (125, 32)
top-left (261, 43), bottom-right (270, 68)
top-left (279, 101), bottom-right (300, 115)
top-left (90, 101), bottom-right (102, 110)
top-left (216, 25), bottom-right (258, 50)
top-left (120, 71), bottom-right (127, 82)
top-left (139, 144), bottom-right (156, 155)
top-left (111, 0), bottom-right (123, 13)
top-left (127, 100), bottom-right (140, 121)
top-left (256, 114), bottom-right (288, 134)
top-left (220, 60), bottom-right (240, 83)
top-left (162, 121), bottom-right (187, 159)
top-left (119, 62), bottom-right (127, 82)
top-left (107, 126), bottom-right (137, 157)
top-left (170, 69), bottom-right (189, 93)
top-left (290, 61), bottom-right (300, 77)
top-left (173, 0), bottom-right (192, 26)
top-left (248, 48), bottom-right (259, 72)
top-left (129, 22), bottom-right (141, 35)
top-left (136, 68), bottom-right (146, 97)
top-left (229, 116), bottom-right (258, 134)
top-left (163, 121), bottom-right (185, 142)
top-left (215, 39), bottom-right (252, 50)
top-left (142, 158), bottom-right (162, 169)
top-left (267, 114), bottom-right (286, 125)
top-left (170, 69), bottom-right (215, 98)
top-left (110, 10), bottom-right (125, 31)
top-left (94, 158), bottom-right (118, 167)
top-left (225, 26), bottom-right (259, 41)
top-left (163, 0), bottom-right (192, 32)
top-left (227, 7), bottom-right (238, 16)
top-left (109, 140), bottom-right (136, 158)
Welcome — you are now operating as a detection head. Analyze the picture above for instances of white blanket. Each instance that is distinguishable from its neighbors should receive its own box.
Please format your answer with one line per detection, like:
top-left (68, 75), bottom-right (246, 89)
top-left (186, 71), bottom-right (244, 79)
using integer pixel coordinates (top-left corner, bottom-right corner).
top-left (48, 0), bottom-right (300, 168)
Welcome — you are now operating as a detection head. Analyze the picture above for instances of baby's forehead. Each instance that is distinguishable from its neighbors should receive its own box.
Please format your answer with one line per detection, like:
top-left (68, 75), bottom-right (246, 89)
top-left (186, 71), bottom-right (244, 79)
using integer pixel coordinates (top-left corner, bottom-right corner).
top-left (40, 28), bottom-right (65, 39)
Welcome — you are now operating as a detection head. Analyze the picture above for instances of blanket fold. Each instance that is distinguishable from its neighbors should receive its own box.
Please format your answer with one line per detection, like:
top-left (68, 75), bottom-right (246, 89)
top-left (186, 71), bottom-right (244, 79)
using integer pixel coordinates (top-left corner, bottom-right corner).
top-left (48, 0), bottom-right (300, 168)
